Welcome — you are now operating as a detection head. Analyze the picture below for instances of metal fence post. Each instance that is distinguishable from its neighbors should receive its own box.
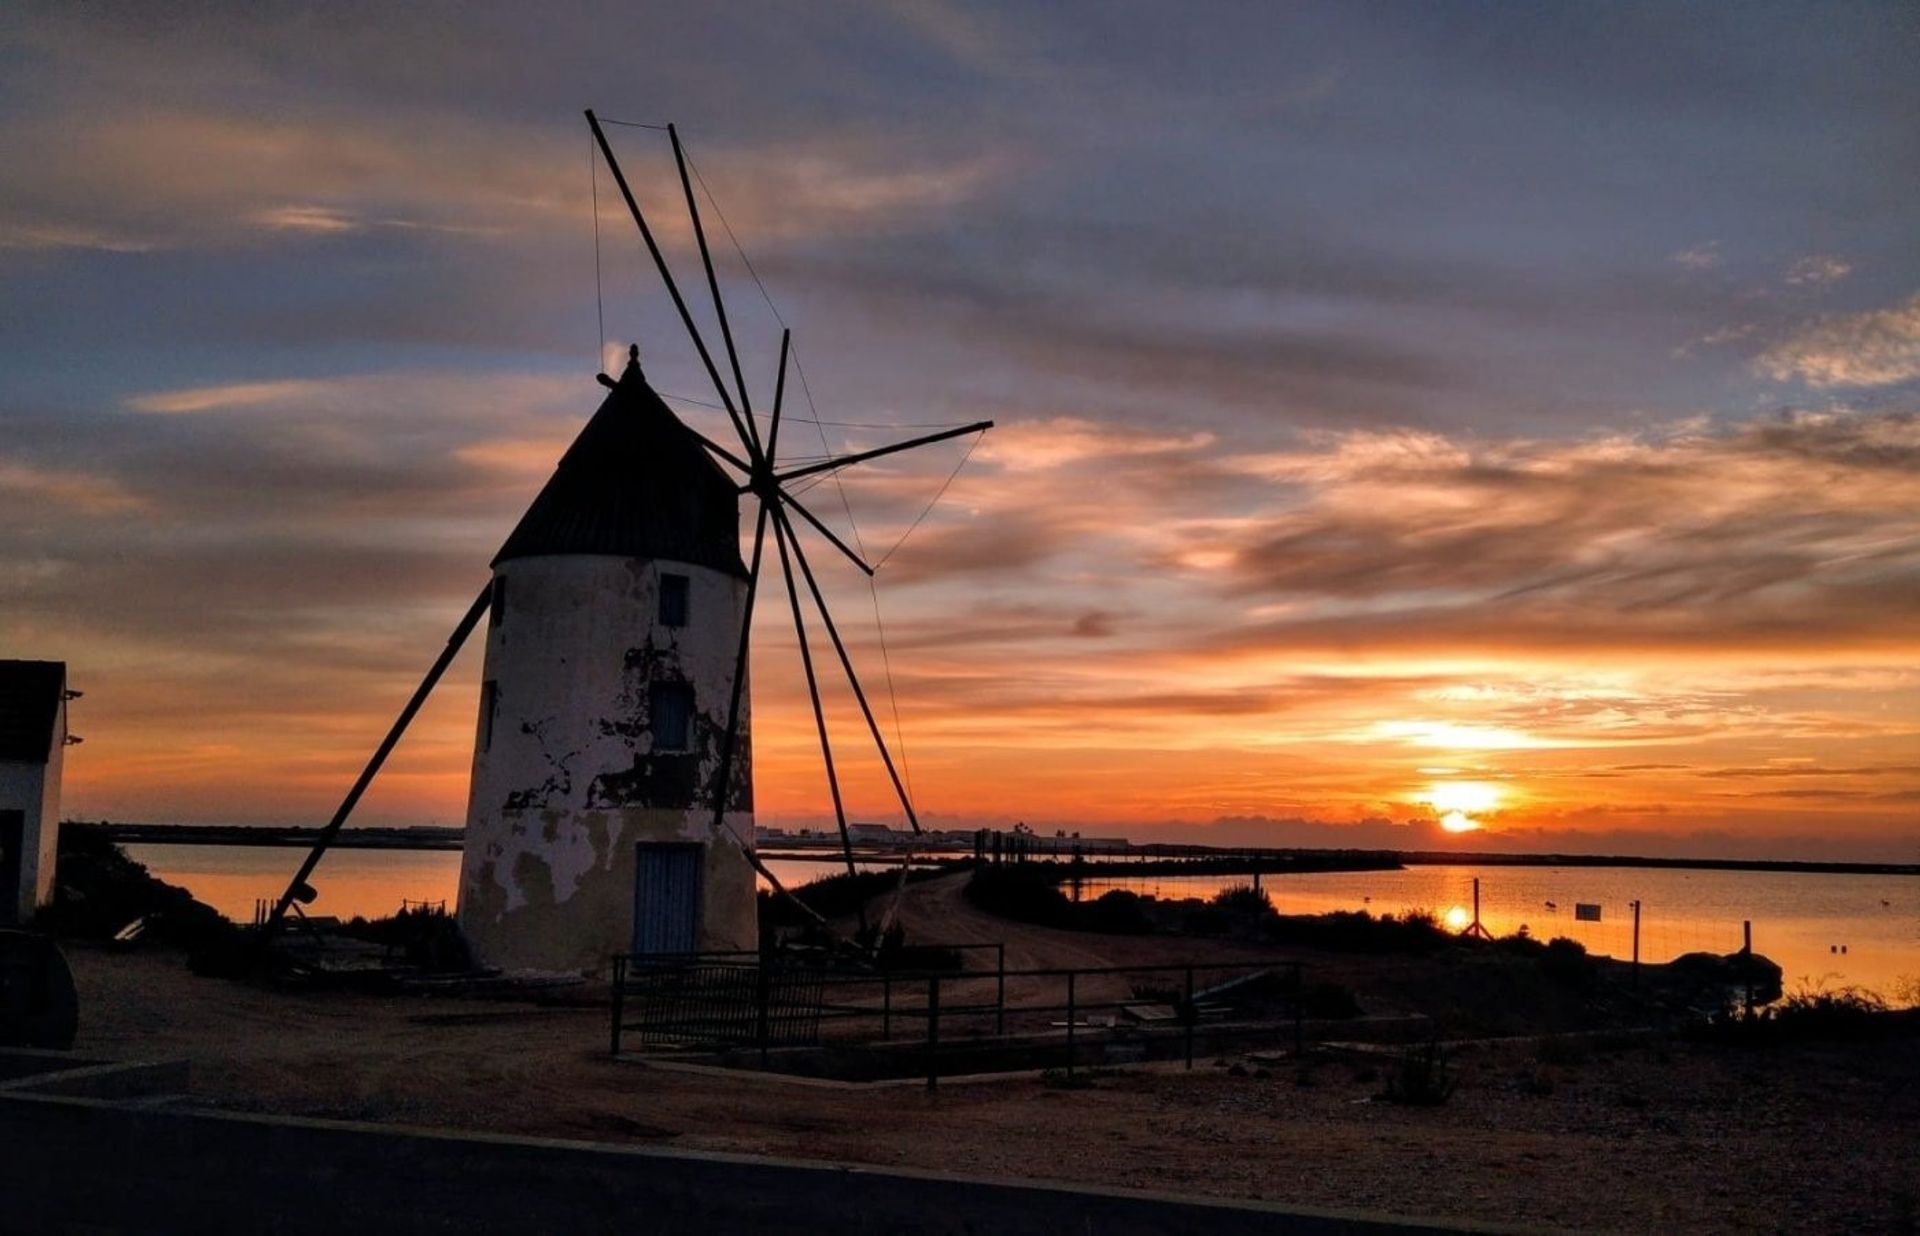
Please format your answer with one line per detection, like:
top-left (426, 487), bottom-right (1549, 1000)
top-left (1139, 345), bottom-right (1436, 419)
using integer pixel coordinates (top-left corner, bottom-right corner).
top-left (1066, 971), bottom-right (1077, 1081)
top-left (926, 975), bottom-right (941, 1092)
top-left (1184, 965), bottom-right (1195, 1070)
top-left (1293, 962), bottom-right (1304, 1056)
top-left (996, 943), bottom-right (1006, 1036)
top-left (609, 956), bottom-right (625, 1057)
top-left (756, 956), bottom-right (772, 1068)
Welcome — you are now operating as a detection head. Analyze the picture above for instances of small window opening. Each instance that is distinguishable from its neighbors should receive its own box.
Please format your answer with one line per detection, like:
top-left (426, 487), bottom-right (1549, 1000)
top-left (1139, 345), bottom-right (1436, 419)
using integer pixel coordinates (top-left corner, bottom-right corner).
top-left (649, 682), bottom-right (695, 752)
top-left (659, 573), bottom-right (689, 628)
top-left (488, 575), bottom-right (507, 627)
top-left (478, 681), bottom-right (498, 752)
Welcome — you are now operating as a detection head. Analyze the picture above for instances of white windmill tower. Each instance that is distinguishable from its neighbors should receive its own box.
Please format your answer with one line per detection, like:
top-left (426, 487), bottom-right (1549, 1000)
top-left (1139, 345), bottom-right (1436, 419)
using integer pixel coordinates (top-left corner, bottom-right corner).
top-left (268, 113), bottom-right (989, 976)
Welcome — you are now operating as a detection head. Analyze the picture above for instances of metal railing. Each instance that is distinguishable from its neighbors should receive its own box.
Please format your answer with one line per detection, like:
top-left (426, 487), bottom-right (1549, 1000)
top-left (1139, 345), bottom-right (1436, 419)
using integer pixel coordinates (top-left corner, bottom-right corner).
top-left (611, 950), bottom-right (1305, 1089)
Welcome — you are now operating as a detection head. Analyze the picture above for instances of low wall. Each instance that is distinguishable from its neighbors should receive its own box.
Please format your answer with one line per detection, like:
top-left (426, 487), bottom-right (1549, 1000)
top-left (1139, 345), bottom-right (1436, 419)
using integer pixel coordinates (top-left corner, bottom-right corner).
top-left (0, 1088), bottom-right (1513, 1235)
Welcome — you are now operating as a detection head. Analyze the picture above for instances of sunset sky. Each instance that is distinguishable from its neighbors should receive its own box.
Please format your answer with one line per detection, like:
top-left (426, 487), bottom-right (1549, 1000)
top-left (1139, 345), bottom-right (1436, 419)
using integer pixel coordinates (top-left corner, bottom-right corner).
top-left (3, 4), bottom-right (1917, 860)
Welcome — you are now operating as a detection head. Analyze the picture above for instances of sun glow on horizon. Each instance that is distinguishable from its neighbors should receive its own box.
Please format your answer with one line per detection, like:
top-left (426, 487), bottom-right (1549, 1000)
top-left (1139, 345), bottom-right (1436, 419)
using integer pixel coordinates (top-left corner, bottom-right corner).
top-left (1419, 780), bottom-right (1506, 834)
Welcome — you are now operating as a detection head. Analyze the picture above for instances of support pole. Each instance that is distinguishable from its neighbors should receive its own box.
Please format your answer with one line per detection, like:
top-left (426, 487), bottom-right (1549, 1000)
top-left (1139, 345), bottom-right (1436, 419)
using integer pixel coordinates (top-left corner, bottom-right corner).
top-left (1742, 919), bottom-right (1754, 1018)
top-left (926, 975), bottom-right (941, 1092)
top-left (1631, 899), bottom-right (1642, 988)
top-left (1066, 972), bottom-right (1077, 1081)
top-left (266, 583), bottom-right (492, 933)
top-left (1184, 965), bottom-right (1196, 1070)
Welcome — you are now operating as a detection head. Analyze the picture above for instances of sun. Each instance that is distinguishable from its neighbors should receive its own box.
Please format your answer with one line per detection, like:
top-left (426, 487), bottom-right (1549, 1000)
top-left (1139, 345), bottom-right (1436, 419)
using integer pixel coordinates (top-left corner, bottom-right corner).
top-left (1418, 780), bottom-right (1505, 833)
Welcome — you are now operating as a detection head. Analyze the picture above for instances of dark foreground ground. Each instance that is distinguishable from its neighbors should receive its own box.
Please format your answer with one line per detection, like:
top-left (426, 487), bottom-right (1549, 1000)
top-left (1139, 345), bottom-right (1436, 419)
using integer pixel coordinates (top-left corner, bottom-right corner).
top-left (61, 921), bottom-right (1920, 1235)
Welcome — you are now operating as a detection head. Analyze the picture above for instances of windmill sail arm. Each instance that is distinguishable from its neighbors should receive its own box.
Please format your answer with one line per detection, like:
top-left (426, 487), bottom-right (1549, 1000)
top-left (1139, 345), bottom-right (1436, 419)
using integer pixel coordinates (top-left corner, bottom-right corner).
top-left (584, 109), bottom-right (759, 461)
top-left (686, 427), bottom-right (751, 475)
top-left (773, 420), bottom-right (992, 484)
top-left (779, 490), bottom-right (873, 576)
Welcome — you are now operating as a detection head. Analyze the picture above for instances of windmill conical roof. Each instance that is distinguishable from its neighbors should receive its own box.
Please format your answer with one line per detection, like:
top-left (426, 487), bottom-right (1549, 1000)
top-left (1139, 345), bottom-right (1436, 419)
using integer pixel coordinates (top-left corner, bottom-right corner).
top-left (492, 351), bottom-right (747, 576)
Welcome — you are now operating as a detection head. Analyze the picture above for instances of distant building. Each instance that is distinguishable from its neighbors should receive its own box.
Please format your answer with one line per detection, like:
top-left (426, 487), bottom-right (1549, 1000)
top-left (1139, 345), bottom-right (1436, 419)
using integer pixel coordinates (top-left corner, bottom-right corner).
top-left (846, 822), bottom-right (901, 844)
top-left (0, 660), bottom-right (70, 925)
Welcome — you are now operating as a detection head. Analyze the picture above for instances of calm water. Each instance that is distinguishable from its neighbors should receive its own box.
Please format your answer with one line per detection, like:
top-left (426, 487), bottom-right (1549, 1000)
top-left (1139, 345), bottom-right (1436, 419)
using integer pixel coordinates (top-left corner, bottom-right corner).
top-left (123, 846), bottom-right (892, 924)
top-left (128, 844), bottom-right (1920, 1001)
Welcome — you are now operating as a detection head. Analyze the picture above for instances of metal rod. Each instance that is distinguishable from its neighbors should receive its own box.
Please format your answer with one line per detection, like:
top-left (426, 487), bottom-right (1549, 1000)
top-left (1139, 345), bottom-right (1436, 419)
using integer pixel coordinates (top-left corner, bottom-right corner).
top-left (1293, 962), bottom-right (1304, 1056)
top-left (1066, 971), bottom-right (1077, 1081)
top-left (266, 583), bottom-right (492, 932)
top-left (996, 943), bottom-right (1006, 1036)
top-left (610, 958), bottom-right (626, 1056)
top-left (1184, 965), bottom-right (1195, 1070)
top-left (774, 421), bottom-right (992, 485)
top-left (669, 123), bottom-right (758, 455)
top-left (756, 958), bottom-right (771, 1068)
top-left (770, 502), bottom-right (920, 832)
top-left (780, 490), bottom-right (874, 576)
top-left (926, 975), bottom-right (940, 1092)
top-left (1631, 899), bottom-right (1642, 988)
top-left (583, 109), bottom-right (758, 460)
top-left (771, 513), bottom-right (859, 884)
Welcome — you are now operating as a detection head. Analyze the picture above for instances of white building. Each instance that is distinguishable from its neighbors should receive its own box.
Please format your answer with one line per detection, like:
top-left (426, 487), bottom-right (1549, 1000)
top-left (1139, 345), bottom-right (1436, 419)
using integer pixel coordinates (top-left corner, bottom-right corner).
top-left (0, 660), bottom-right (68, 926)
top-left (457, 349), bottom-right (757, 973)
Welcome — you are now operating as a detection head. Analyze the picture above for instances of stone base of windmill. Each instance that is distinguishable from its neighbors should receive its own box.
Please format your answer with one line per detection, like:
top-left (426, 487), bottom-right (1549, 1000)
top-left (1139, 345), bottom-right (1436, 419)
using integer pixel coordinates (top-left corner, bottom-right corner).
top-left (457, 807), bottom-right (759, 977)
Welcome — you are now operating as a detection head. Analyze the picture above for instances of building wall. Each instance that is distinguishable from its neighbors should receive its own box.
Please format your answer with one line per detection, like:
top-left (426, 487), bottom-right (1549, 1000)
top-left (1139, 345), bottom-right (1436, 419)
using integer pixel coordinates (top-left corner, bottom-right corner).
top-left (457, 554), bottom-right (755, 973)
top-left (0, 760), bottom-right (47, 923)
top-left (33, 695), bottom-right (65, 910)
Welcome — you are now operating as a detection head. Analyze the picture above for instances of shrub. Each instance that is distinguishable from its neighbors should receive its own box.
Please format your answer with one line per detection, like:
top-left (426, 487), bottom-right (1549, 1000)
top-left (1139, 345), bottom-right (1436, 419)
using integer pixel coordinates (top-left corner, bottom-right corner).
top-left (1208, 885), bottom-right (1275, 917)
top-left (337, 905), bottom-right (473, 973)
top-left (1535, 1032), bottom-right (1590, 1066)
top-left (1773, 982), bottom-right (1890, 1038)
top-left (1261, 909), bottom-right (1451, 955)
top-left (761, 863), bottom-right (957, 928)
top-left (1380, 1035), bottom-right (1458, 1105)
top-left (965, 865), bottom-right (1074, 926)
top-left (1539, 936), bottom-right (1596, 989)
top-left (1297, 981), bottom-right (1362, 1020)
top-left (1081, 889), bottom-right (1154, 934)
top-left (43, 824), bottom-right (232, 952)
top-left (967, 868), bottom-right (1158, 935)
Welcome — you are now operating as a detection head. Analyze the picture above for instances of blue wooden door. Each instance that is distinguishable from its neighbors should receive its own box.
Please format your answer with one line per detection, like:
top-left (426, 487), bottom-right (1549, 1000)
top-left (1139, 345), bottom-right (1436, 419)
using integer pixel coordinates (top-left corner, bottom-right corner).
top-left (632, 843), bottom-right (701, 955)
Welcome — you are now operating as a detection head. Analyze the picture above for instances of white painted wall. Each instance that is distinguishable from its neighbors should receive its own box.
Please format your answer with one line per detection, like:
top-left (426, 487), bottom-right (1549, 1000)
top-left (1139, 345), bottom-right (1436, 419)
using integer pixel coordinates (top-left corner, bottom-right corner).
top-left (457, 554), bottom-right (755, 973)
top-left (0, 691), bottom-right (61, 922)
top-left (34, 695), bottom-right (64, 910)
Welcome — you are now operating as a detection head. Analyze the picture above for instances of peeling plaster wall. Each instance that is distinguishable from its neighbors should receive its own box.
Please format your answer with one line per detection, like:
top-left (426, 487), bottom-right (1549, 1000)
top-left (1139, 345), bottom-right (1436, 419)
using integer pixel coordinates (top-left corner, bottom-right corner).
top-left (457, 555), bottom-right (754, 974)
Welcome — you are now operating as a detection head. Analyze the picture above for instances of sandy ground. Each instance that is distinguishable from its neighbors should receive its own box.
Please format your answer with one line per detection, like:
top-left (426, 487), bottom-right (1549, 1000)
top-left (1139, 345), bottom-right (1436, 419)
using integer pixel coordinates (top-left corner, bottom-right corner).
top-left (59, 878), bottom-right (1920, 1234)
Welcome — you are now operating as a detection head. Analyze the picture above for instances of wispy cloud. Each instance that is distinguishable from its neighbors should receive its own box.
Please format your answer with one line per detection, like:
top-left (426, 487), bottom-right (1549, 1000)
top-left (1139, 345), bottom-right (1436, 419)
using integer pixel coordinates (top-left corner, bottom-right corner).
top-left (1784, 254), bottom-right (1853, 287)
top-left (1671, 241), bottom-right (1722, 270)
top-left (1757, 292), bottom-right (1920, 387)
top-left (127, 379), bottom-right (333, 414)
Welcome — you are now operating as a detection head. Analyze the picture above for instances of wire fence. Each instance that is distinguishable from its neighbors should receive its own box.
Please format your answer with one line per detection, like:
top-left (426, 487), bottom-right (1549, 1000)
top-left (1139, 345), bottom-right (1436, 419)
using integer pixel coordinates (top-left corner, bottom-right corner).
top-left (610, 949), bottom-right (1305, 1089)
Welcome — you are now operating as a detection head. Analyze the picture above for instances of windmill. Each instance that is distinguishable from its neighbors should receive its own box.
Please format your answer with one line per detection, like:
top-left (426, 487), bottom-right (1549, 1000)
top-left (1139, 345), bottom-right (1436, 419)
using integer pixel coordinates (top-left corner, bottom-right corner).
top-left (266, 111), bottom-right (989, 971)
